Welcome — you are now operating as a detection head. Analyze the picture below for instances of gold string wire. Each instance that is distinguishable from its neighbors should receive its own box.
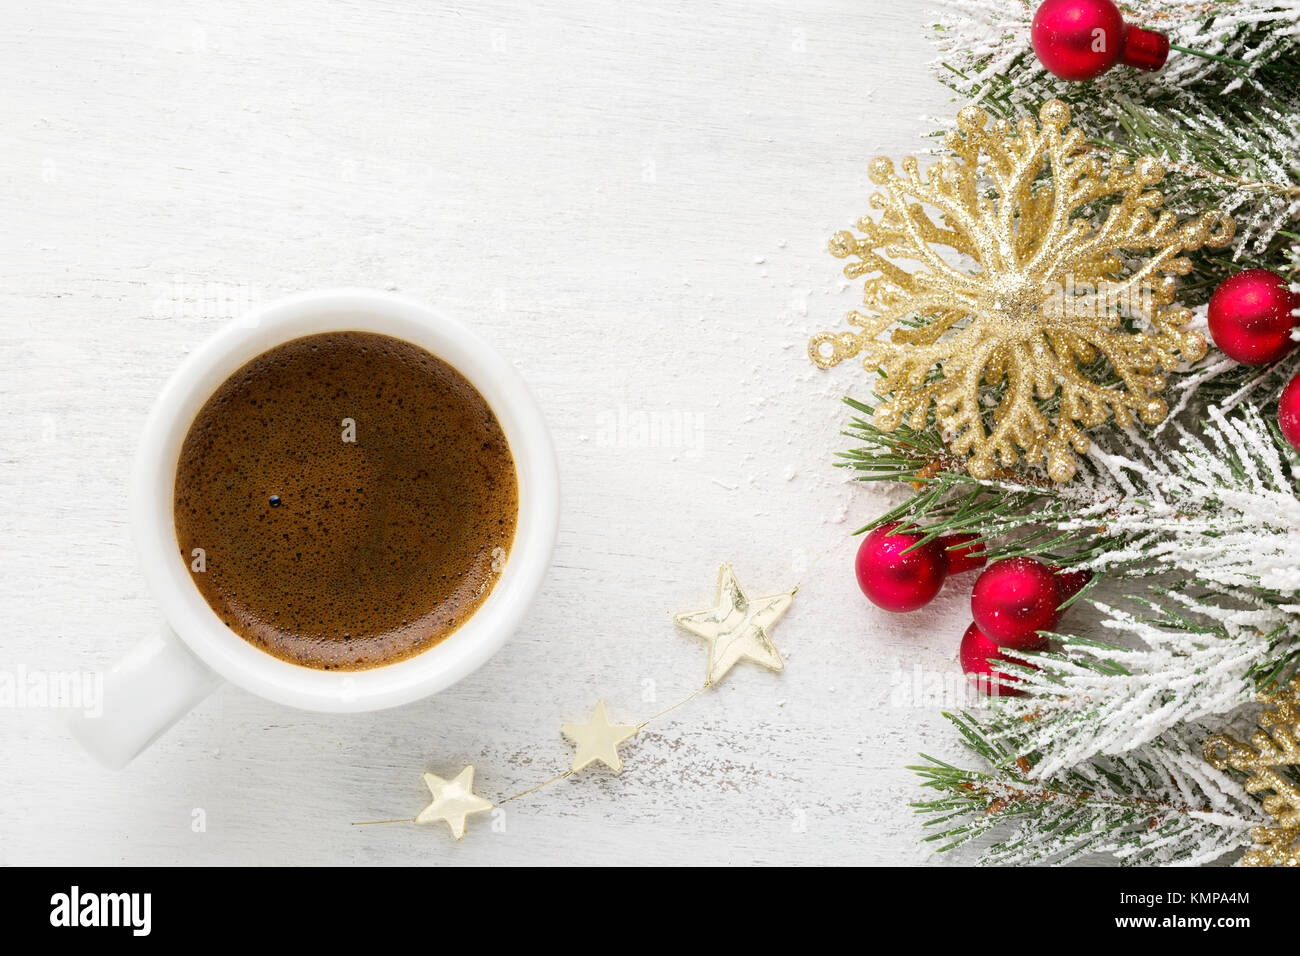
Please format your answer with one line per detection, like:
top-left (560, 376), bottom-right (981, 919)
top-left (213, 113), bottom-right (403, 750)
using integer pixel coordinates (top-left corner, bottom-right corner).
top-left (353, 818), bottom-right (415, 826)
top-left (635, 681), bottom-right (710, 731)
top-left (496, 770), bottom-right (574, 805)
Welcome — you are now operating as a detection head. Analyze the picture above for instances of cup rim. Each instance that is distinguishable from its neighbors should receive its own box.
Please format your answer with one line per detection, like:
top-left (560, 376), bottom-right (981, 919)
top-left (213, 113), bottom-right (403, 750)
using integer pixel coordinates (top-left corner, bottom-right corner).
top-left (130, 288), bottom-right (559, 712)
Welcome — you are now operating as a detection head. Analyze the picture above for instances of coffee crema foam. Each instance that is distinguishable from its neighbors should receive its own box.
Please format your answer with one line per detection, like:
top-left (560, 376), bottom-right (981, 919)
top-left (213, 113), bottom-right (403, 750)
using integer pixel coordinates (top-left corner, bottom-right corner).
top-left (173, 331), bottom-right (518, 670)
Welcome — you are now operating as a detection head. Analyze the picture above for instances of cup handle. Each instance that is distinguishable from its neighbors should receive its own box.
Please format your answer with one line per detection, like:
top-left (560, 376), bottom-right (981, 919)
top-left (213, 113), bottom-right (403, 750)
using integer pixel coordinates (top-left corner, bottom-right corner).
top-left (69, 627), bottom-right (221, 769)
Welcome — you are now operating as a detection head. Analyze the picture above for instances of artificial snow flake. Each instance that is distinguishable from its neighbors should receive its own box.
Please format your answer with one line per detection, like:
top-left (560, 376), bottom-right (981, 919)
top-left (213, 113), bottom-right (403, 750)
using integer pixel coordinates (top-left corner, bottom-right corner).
top-left (810, 99), bottom-right (1233, 482)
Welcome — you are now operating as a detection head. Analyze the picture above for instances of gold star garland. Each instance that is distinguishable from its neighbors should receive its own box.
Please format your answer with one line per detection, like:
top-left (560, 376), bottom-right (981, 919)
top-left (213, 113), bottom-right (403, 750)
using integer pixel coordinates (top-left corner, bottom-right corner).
top-left (355, 563), bottom-right (796, 841)
top-left (1203, 679), bottom-right (1300, 867)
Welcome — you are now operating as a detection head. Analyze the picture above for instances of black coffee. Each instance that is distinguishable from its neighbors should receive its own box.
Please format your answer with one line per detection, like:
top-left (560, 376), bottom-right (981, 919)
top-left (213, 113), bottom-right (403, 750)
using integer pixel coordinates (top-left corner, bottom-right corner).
top-left (173, 331), bottom-right (518, 670)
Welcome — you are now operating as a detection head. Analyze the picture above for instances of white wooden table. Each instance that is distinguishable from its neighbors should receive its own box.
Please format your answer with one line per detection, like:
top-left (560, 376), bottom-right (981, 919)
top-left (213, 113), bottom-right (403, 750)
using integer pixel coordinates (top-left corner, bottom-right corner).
top-left (1, 1), bottom-right (977, 865)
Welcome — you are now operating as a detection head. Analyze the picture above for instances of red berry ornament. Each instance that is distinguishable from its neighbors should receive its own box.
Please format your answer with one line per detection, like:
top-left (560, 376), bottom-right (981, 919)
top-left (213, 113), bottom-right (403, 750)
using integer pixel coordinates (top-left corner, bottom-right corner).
top-left (971, 557), bottom-right (1060, 650)
top-left (1207, 269), bottom-right (1299, 365)
top-left (941, 534), bottom-right (987, 575)
top-left (855, 523), bottom-right (948, 613)
top-left (960, 623), bottom-right (1038, 697)
top-left (1031, 0), bottom-right (1169, 81)
top-left (1279, 371), bottom-right (1300, 452)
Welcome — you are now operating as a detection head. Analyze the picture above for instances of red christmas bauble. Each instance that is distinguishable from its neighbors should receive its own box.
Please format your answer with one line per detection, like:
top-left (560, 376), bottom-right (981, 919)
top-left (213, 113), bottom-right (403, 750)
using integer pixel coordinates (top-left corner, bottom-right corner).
top-left (1052, 566), bottom-right (1093, 603)
top-left (1031, 0), bottom-right (1168, 81)
top-left (1279, 371), bottom-right (1300, 452)
top-left (960, 622), bottom-right (1039, 697)
top-left (971, 557), bottom-right (1062, 649)
top-left (940, 533), bottom-right (987, 575)
top-left (855, 522), bottom-right (948, 612)
top-left (1207, 269), bottom-right (1299, 365)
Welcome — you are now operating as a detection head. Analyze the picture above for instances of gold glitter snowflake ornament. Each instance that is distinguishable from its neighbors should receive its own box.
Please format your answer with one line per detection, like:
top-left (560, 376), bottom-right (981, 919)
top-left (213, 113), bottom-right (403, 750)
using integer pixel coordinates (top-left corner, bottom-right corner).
top-left (1204, 680), bottom-right (1300, 867)
top-left (810, 100), bottom-right (1233, 482)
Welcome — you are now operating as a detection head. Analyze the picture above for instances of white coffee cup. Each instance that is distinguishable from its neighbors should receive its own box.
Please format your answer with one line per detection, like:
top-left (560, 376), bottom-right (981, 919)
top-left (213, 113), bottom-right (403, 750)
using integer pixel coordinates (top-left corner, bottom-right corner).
top-left (71, 289), bottom-right (560, 769)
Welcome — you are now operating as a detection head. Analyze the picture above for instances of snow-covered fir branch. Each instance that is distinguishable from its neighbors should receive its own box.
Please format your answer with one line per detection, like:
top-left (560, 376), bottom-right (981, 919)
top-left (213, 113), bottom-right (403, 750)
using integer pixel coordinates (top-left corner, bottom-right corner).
top-left (869, 406), bottom-right (1298, 777)
top-left (931, 0), bottom-right (1300, 95)
top-left (990, 592), bottom-right (1272, 776)
top-left (875, 403), bottom-right (1300, 860)
top-left (843, 0), bottom-right (1300, 865)
top-left (1076, 406), bottom-right (1300, 591)
top-left (927, 0), bottom-right (1300, 255)
top-left (845, 398), bottom-right (1300, 859)
top-left (915, 719), bottom-right (1262, 865)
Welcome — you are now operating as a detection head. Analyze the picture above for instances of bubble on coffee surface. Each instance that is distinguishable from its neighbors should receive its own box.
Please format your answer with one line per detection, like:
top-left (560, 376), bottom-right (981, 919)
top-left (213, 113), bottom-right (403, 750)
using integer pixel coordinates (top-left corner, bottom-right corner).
top-left (173, 331), bottom-right (519, 670)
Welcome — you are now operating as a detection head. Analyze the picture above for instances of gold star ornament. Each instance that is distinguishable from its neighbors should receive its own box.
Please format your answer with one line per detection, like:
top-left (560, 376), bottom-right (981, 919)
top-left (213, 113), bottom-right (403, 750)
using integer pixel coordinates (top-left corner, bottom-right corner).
top-left (562, 700), bottom-right (640, 773)
top-left (674, 563), bottom-right (793, 685)
top-left (414, 765), bottom-right (494, 840)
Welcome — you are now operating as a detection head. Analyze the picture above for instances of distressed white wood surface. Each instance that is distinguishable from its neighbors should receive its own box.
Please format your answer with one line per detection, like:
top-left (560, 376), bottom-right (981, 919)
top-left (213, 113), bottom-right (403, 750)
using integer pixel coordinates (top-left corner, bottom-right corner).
top-left (0, 1), bottom-right (978, 864)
